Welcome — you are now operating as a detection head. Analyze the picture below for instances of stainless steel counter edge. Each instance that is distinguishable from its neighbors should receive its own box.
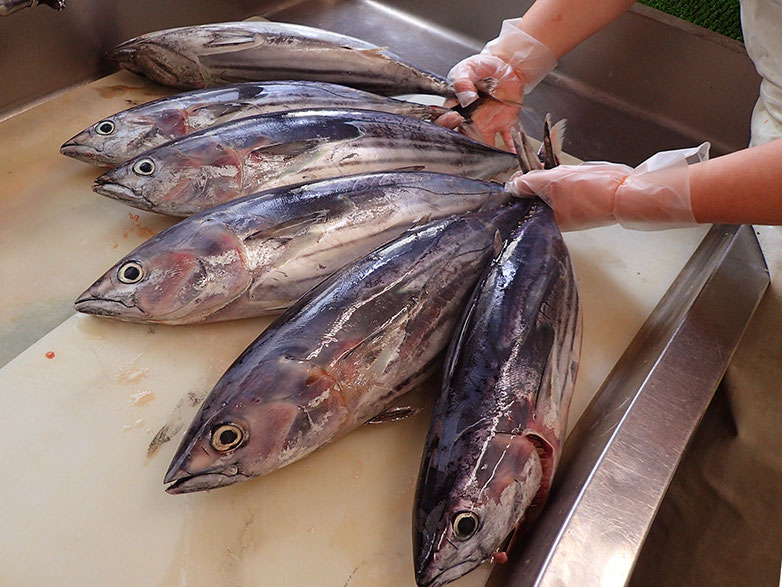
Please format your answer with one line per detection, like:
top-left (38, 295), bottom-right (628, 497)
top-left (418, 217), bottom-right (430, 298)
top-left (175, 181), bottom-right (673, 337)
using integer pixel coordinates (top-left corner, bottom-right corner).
top-left (490, 224), bottom-right (769, 587)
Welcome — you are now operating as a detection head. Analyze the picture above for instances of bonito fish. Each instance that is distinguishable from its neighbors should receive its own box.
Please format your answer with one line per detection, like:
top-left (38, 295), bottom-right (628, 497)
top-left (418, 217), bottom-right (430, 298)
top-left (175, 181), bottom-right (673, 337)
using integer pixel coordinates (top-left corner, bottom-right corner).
top-left (60, 81), bottom-right (453, 167)
top-left (75, 172), bottom-right (512, 324)
top-left (108, 21), bottom-right (453, 96)
top-left (163, 204), bottom-right (530, 494)
top-left (0, 0), bottom-right (63, 16)
top-left (92, 108), bottom-right (518, 216)
top-left (412, 200), bottom-right (582, 587)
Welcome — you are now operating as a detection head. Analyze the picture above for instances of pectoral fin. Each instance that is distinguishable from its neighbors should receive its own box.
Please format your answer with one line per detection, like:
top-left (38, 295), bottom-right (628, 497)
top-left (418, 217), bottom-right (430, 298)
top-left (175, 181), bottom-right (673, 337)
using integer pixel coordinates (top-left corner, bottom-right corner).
top-left (250, 139), bottom-right (323, 161)
top-left (191, 102), bottom-right (256, 119)
top-left (244, 210), bottom-right (330, 242)
top-left (366, 406), bottom-right (421, 424)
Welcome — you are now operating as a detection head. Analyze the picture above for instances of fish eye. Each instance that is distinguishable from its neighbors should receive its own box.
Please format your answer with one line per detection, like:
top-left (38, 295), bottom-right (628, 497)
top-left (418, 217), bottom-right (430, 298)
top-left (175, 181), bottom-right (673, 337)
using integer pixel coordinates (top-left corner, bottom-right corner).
top-left (132, 158), bottom-right (155, 176)
top-left (211, 423), bottom-right (245, 452)
top-left (452, 511), bottom-right (479, 540)
top-left (117, 261), bottom-right (144, 284)
top-left (94, 120), bottom-right (115, 135)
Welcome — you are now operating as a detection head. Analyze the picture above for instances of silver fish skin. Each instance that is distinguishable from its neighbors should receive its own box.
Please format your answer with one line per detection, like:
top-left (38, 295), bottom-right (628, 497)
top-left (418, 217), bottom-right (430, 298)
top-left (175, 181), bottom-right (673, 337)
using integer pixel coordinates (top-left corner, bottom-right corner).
top-left (75, 171), bottom-right (513, 325)
top-left (60, 81), bottom-right (453, 167)
top-left (163, 204), bottom-right (531, 494)
top-left (413, 202), bottom-right (582, 587)
top-left (92, 108), bottom-right (518, 217)
top-left (107, 21), bottom-right (454, 97)
top-left (0, 0), bottom-right (63, 16)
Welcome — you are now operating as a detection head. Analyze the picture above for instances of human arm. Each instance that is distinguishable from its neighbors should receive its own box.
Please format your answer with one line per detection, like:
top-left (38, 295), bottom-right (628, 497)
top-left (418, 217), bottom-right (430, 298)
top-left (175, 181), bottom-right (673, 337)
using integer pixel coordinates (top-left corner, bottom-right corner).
top-left (439, 0), bottom-right (637, 147)
top-left (506, 139), bottom-right (782, 230)
top-left (689, 139), bottom-right (782, 225)
top-left (514, 0), bottom-right (637, 61)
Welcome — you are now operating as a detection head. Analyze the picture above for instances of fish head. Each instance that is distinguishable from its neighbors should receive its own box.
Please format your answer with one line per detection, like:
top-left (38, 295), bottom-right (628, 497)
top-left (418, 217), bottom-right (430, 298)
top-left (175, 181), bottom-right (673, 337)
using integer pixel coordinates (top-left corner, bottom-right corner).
top-left (107, 36), bottom-right (206, 89)
top-left (414, 434), bottom-right (545, 587)
top-left (74, 220), bottom-right (251, 324)
top-left (92, 136), bottom-right (243, 216)
top-left (61, 106), bottom-right (188, 167)
top-left (163, 355), bottom-right (341, 493)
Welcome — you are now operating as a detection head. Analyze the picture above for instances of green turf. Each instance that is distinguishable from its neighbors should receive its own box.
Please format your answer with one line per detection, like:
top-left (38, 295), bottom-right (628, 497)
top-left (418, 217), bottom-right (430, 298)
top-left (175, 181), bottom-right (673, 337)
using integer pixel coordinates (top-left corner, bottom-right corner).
top-left (639, 0), bottom-right (743, 41)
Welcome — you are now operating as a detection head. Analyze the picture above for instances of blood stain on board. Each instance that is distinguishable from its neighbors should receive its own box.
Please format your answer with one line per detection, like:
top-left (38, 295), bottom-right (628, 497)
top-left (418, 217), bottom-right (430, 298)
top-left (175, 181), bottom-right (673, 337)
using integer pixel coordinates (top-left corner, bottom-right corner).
top-left (126, 211), bottom-right (157, 239)
top-left (45, 351), bottom-right (55, 359)
top-left (97, 84), bottom-right (141, 99)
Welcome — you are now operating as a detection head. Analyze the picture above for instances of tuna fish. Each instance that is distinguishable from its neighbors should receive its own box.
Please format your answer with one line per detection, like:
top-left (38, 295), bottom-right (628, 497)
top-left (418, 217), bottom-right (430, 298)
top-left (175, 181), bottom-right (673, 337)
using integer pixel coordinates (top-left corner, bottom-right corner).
top-left (413, 197), bottom-right (581, 584)
top-left (163, 204), bottom-right (530, 494)
top-left (75, 171), bottom-right (512, 324)
top-left (107, 21), bottom-right (454, 97)
top-left (60, 81), bottom-right (454, 167)
top-left (92, 108), bottom-right (519, 216)
top-left (0, 0), bottom-right (63, 16)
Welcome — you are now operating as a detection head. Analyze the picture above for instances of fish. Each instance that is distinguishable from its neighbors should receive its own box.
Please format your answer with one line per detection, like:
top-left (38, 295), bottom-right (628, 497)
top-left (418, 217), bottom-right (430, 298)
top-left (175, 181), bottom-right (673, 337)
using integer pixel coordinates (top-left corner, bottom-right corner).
top-left (92, 108), bottom-right (519, 217)
top-left (107, 21), bottom-right (454, 97)
top-left (0, 0), bottom-right (63, 16)
top-left (75, 171), bottom-right (513, 324)
top-left (162, 204), bottom-right (531, 494)
top-left (413, 121), bottom-right (581, 587)
top-left (60, 81), bottom-right (454, 167)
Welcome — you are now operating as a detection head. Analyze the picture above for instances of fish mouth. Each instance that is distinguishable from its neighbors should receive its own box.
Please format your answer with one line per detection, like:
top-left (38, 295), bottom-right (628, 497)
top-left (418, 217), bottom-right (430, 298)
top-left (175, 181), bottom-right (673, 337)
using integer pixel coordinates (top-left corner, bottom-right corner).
top-left (106, 42), bottom-right (140, 70)
top-left (93, 177), bottom-right (155, 209)
top-left (164, 465), bottom-right (247, 495)
top-left (74, 295), bottom-right (143, 318)
top-left (415, 558), bottom-right (483, 587)
top-left (60, 141), bottom-right (112, 167)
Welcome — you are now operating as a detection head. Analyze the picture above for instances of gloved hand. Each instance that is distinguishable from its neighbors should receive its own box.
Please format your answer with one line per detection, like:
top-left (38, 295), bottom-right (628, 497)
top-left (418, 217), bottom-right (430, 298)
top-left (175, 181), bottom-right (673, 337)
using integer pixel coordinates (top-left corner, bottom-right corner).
top-left (438, 19), bottom-right (557, 149)
top-left (506, 143), bottom-right (711, 231)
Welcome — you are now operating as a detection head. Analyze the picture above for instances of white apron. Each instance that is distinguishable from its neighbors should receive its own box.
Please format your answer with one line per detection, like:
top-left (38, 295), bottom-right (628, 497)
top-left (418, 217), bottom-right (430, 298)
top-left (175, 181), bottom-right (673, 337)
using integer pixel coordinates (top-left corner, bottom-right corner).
top-left (742, 0), bottom-right (782, 145)
top-left (630, 5), bottom-right (782, 586)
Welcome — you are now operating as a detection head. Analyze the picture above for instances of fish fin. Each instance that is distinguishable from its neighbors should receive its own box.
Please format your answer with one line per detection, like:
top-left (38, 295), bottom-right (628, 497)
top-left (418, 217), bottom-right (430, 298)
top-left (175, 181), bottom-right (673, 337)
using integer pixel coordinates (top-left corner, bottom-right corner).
top-left (510, 124), bottom-right (542, 174)
top-left (405, 213), bottom-right (433, 232)
top-left (449, 98), bottom-right (481, 122)
top-left (146, 390), bottom-right (207, 459)
top-left (530, 322), bottom-right (556, 414)
top-left (549, 118), bottom-right (567, 164)
top-left (244, 209), bottom-right (330, 242)
top-left (250, 139), bottom-right (322, 160)
top-left (366, 406), bottom-right (422, 424)
top-left (493, 228), bottom-right (504, 257)
top-left (242, 15), bottom-right (270, 22)
top-left (356, 46), bottom-right (390, 56)
top-left (536, 114), bottom-right (564, 169)
top-left (204, 31), bottom-right (258, 49)
top-left (475, 76), bottom-right (498, 97)
top-left (474, 78), bottom-right (523, 106)
top-left (394, 165), bottom-right (427, 172)
top-left (191, 102), bottom-right (255, 119)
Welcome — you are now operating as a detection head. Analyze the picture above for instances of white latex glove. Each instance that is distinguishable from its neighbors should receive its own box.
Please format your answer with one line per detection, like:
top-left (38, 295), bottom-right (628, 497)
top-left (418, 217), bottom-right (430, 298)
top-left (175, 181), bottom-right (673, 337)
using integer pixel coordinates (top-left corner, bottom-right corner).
top-left (438, 19), bottom-right (556, 149)
top-left (506, 143), bottom-right (711, 231)
top-left (447, 18), bottom-right (558, 108)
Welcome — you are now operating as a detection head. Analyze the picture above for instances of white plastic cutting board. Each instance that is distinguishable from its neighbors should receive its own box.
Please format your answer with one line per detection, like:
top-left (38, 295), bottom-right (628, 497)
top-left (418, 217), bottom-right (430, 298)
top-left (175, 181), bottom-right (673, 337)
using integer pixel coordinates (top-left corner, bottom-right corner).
top-left (0, 72), bottom-right (710, 586)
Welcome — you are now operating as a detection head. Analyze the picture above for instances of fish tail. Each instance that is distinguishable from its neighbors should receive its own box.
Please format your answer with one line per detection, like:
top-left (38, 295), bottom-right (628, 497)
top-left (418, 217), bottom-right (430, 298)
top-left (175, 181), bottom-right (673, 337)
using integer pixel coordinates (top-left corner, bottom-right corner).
top-left (538, 113), bottom-right (567, 169)
top-left (510, 122), bottom-right (541, 174)
top-left (448, 99), bottom-right (479, 123)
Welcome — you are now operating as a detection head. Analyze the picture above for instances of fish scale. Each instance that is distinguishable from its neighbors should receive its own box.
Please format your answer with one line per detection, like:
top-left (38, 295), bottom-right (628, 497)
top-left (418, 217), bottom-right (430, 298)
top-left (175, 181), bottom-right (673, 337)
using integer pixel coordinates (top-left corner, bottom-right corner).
top-left (414, 201), bottom-right (582, 587)
top-left (93, 108), bottom-right (519, 216)
top-left (162, 204), bottom-right (531, 494)
top-left (108, 21), bottom-right (455, 96)
top-left (60, 81), bottom-right (453, 167)
top-left (76, 171), bottom-right (515, 325)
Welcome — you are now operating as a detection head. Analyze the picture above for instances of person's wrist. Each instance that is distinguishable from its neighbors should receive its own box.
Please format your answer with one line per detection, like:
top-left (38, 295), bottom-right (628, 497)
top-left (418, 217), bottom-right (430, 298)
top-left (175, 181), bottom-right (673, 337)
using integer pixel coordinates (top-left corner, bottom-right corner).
top-left (482, 18), bottom-right (557, 94)
top-left (613, 143), bottom-right (708, 230)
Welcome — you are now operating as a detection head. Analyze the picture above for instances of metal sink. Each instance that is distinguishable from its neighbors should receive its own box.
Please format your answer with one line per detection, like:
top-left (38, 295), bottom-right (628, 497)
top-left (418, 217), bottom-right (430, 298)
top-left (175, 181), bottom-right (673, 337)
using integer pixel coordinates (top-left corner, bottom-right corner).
top-left (0, 2), bottom-right (768, 585)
